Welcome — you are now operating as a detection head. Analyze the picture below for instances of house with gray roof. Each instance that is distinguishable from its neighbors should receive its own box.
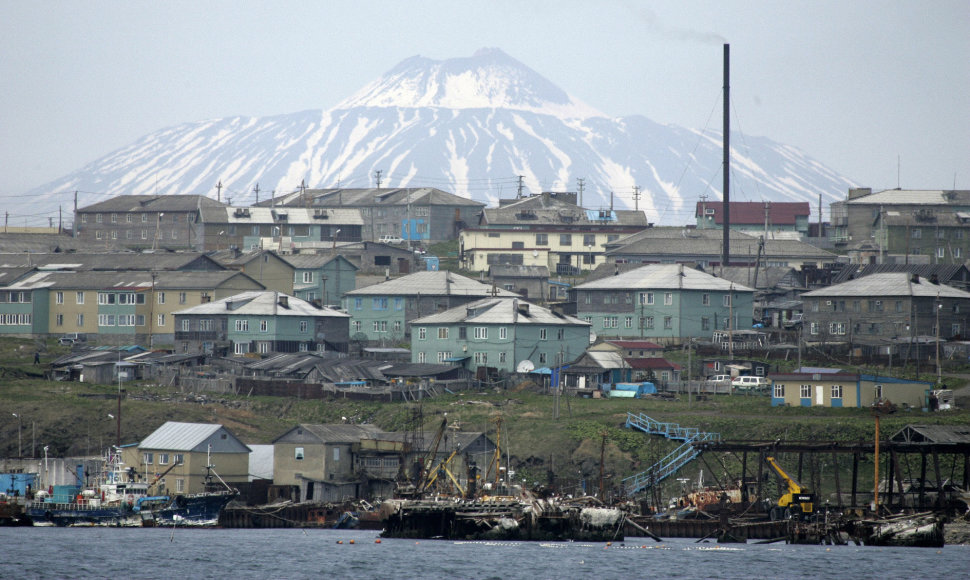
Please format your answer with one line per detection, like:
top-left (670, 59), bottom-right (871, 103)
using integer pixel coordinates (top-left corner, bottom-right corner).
top-left (800, 272), bottom-right (970, 345)
top-left (74, 195), bottom-right (227, 251)
top-left (282, 254), bottom-right (358, 306)
top-left (572, 264), bottom-right (755, 345)
top-left (829, 188), bottom-right (970, 253)
top-left (410, 297), bottom-right (590, 373)
top-left (604, 227), bottom-right (836, 270)
top-left (198, 206), bottom-right (364, 253)
top-left (120, 421), bottom-right (252, 495)
top-left (343, 271), bottom-right (517, 345)
top-left (174, 290), bottom-right (350, 356)
top-left (260, 187), bottom-right (484, 244)
top-left (461, 193), bottom-right (649, 275)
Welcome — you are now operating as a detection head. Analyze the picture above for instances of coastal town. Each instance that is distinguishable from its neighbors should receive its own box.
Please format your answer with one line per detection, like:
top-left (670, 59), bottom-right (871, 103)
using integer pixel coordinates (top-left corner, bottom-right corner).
top-left (2, 186), bottom-right (969, 546)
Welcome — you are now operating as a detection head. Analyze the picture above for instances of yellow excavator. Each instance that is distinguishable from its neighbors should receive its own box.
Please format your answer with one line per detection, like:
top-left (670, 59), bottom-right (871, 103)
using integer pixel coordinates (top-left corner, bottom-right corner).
top-left (764, 456), bottom-right (815, 520)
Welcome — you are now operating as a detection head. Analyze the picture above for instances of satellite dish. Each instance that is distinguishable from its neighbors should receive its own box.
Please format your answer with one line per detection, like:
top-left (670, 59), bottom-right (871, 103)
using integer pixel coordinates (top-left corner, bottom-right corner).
top-left (515, 360), bottom-right (535, 373)
top-left (589, 331), bottom-right (598, 344)
top-left (532, 250), bottom-right (539, 257)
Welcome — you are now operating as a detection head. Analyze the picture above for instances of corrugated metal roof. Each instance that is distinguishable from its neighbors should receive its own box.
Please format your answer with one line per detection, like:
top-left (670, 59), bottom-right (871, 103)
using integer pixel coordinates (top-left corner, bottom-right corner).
top-left (411, 297), bottom-right (588, 326)
top-left (174, 291), bottom-right (349, 317)
top-left (139, 421), bottom-right (251, 453)
top-left (346, 271), bottom-right (518, 297)
top-left (802, 272), bottom-right (970, 299)
top-left (846, 189), bottom-right (970, 205)
top-left (575, 264), bottom-right (754, 292)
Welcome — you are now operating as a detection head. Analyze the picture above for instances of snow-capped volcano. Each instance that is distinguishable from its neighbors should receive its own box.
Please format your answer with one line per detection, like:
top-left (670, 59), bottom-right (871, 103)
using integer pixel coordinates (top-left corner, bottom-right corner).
top-left (336, 47), bottom-right (605, 119)
top-left (23, 48), bottom-right (854, 225)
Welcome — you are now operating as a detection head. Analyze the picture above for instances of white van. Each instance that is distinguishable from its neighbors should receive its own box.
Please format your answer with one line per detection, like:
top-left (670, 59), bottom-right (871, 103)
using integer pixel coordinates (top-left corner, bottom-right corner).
top-left (732, 376), bottom-right (769, 393)
top-left (379, 235), bottom-right (404, 244)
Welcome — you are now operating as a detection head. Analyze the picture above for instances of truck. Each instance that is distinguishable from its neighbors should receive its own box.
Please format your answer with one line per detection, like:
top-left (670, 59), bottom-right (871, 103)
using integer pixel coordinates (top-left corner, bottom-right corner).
top-left (764, 456), bottom-right (815, 520)
top-left (608, 382), bottom-right (657, 399)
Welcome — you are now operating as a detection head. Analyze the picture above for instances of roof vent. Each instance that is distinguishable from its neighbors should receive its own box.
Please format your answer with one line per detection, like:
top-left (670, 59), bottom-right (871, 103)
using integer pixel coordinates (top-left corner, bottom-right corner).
top-left (911, 273), bottom-right (920, 284)
top-left (278, 295), bottom-right (289, 308)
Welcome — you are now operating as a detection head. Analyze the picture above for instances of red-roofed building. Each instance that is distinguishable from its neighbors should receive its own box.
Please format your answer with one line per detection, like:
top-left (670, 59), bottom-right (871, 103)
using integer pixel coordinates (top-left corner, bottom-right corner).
top-left (696, 201), bottom-right (811, 236)
top-left (625, 357), bottom-right (682, 387)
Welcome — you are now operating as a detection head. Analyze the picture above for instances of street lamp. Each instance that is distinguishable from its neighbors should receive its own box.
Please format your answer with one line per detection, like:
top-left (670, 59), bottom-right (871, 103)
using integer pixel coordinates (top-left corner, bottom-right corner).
top-left (12, 413), bottom-right (21, 457)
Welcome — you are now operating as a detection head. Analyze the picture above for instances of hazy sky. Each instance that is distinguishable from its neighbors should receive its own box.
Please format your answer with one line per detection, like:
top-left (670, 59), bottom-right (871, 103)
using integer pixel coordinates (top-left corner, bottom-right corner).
top-left (2, 0), bottom-right (967, 200)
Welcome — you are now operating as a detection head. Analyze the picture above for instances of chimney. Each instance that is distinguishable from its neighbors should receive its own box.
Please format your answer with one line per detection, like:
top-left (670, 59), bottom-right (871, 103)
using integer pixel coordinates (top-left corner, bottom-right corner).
top-left (930, 273), bottom-right (939, 285)
top-left (279, 295), bottom-right (289, 308)
top-left (226, 299), bottom-right (233, 310)
top-left (911, 273), bottom-right (920, 284)
top-left (847, 187), bottom-right (872, 200)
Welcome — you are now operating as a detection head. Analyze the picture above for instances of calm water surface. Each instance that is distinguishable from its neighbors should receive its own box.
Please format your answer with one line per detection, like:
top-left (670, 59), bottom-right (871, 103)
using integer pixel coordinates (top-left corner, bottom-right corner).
top-left (3, 527), bottom-right (966, 579)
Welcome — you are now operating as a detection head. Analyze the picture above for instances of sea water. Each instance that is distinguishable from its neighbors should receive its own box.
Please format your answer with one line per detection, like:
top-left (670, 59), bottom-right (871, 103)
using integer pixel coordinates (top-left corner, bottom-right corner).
top-left (3, 527), bottom-right (966, 579)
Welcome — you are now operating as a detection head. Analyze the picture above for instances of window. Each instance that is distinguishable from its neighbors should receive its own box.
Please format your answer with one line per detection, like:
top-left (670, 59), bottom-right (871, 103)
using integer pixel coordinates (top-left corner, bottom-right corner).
top-left (300, 320), bottom-right (308, 333)
top-left (702, 293), bottom-right (710, 306)
top-left (911, 229), bottom-right (922, 239)
top-left (352, 321), bottom-right (361, 332)
top-left (372, 298), bottom-right (388, 310)
top-left (373, 320), bottom-right (387, 332)
top-left (640, 292), bottom-right (654, 305)
top-left (474, 327), bottom-right (488, 340)
top-left (474, 352), bottom-right (488, 364)
top-left (77, 313), bottom-right (84, 327)
top-left (539, 352), bottom-right (547, 364)
top-left (175, 479), bottom-right (185, 493)
top-left (499, 352), bottom-right (507, 363)
top-left (955, 247), bottom-right (962, 258)
top-left (875, 384), bottom-right (883, 400)
top-left (110, 213), bottom-right (117, 223)
top-left (625, 316), bottom-right (633, 328)
top-left (418, 327), bottom-right (427, 340)
top-left (664, 292), bottom-right (673, 306)
top-left (235, 319), bottom-right (249, 332)
top-left (56, 291), bottom-right (64, 304)
top-left (141, 230), bottom-right (148, 239)
top-left (157, 314), bottom-right (166, 327)
top-left (603, 316), bottom-right (618, 328)
top-left (199, 319), bottom-right (212, 331)
top-left (76, 292), bottom-right (84, 304)
top-left (643, 316), bottom-right (654, 329)
top-left (96, 213), bottom-right (103, 223)
top-left (258, 320), bottom-right (268, 332)
top-left (937, 247), bottom-right (945, 258)
top-left (701, 317), bottom-right (710, 331)
top-left (499, 327), bottom-right (507, 340)
top-left (111, 231), bottom-right (117, 239)
top-left (126, 230), bottom-right (132, 239)
top-left (511, 241), bottom-right (525, 250)
top-left (535, 233), bottom-right (548, 246)
top-left (436, 351), bottom-right (452, 363)
top-left (559, 234), bottom-right (572, 246)
top-left (158, 453), bottom-right (169, 465)
top-left (55, 314), bottom-right (64, 326)
top-left (829, 322), bottom-right (846, 335)
top-left (354, 298), bottom-right (363, 310)
top-left (98, 293), bottom-right (115, 305)
top-left (175, 454), bottom-right (184, 465)
top-left (438, 327), bottom-right (449, 339)
top-left (95, 230), bottom-right (103, 240)
top-left (303, 272), bottom-right (313, 283)
top-left (722, 294), bottom-right (732, 307)
top-left (773, 383), bottom-right (784, 398)
top-left (831, 385), bottom-right (843, 399)
top-left (394, 298), bottom-right (404, 311)
top-left (583, 234), bottom-right (596, 247)
top-left (800, 384), bottom-right (812, 399)
top-left (663, 316), bottom-right (672, 329)
top-left (810, 322), bottom-right (819, 335)
top-left (539, 328), bottom-right (547, 340)
top-left (295, 447), bottom-right (304, 460)
top-left (417, 352), bottom-right (426, 363)
top-left (143, 453), bottom-right (153, 465)
top-left (178, 292), bottom-right (187, 305)
top-left (234, 342), bottom-right (249, 355)
top-left (136, 315), bottom-right (145, 326)
top-left (157, 292), bottom-right (166, 304)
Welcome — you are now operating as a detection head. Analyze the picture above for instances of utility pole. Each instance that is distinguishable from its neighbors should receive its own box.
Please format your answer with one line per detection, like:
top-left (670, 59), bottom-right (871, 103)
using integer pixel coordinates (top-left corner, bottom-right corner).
top-left (632, 186), bottom-right (641, 212)
top-left (577, 177), bottom-right (585, 209)
top-left (728, 283), bottom-right (734, 360)
top-left (58, 207), bottom-right (62, 233)
top-left (73, 191), bottom-right (78, 238)
top-left (516, 175), bottom-right (524, 198)
top-left (764, 201), bottom-right (770, 239)
top-left (215, 181), bottom-right (223, 203)
top-left (374, 170), bottom-right (383, 189)
top-left (936, 293), bottom-right (942, 386)
top-left (253, 183), bottom-right (260, 205)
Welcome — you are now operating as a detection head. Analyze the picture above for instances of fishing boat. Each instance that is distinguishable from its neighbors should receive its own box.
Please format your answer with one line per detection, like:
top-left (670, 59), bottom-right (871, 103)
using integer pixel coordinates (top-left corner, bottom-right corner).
top-left (26, 449), bottom-right (149, 527)
top-left (27, 449), bottom-right (238, 527)
top-left (845, 512), bottom-right (945, 547)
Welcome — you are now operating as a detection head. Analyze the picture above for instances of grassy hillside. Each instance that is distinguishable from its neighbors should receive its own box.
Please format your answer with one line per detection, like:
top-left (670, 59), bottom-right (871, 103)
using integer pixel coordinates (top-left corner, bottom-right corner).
top-left (3, 337), bottom-right (968, 500)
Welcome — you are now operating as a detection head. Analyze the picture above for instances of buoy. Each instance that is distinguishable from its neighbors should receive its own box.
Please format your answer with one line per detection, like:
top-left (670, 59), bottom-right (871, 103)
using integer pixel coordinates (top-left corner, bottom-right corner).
top-left (375, 539), bottom-right (381, 544)
top-left (349, 540), bottom-right (355, 544)
top-left (336, 540), bottom-right (343, 544)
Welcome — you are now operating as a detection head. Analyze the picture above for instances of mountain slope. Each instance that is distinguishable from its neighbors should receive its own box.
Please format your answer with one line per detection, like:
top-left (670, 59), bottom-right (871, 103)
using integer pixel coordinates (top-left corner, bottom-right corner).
top-left (26, 48), bottom-right (853, 225)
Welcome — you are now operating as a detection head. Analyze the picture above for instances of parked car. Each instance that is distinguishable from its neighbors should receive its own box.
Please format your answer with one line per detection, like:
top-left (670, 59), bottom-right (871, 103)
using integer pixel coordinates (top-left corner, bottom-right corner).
top-left (732, 375), bottom-right (769, 393)
top-left (783, 313), bottom-right (803, 329)
top-left (379, 235), bottom-right (404, 244)
top-left (706, 375), bottom-right (732, 388)
top-left (58, 332), bottom-right (87, 346)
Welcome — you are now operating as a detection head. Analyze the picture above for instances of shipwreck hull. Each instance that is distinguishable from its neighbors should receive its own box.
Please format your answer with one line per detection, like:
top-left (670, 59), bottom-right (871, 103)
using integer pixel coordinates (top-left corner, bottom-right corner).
top-left (379, 498), bottom-right (624, 542)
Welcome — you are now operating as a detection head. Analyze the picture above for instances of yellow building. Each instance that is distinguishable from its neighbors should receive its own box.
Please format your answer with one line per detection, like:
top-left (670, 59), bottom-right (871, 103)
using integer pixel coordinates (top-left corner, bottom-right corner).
top-left (769, 370), bottom-right (934, 409)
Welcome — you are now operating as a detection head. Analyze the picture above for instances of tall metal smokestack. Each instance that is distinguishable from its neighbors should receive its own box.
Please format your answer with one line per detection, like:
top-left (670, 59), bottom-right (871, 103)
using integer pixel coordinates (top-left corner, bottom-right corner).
top-left (722, 43), bottom-right (731, 268)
